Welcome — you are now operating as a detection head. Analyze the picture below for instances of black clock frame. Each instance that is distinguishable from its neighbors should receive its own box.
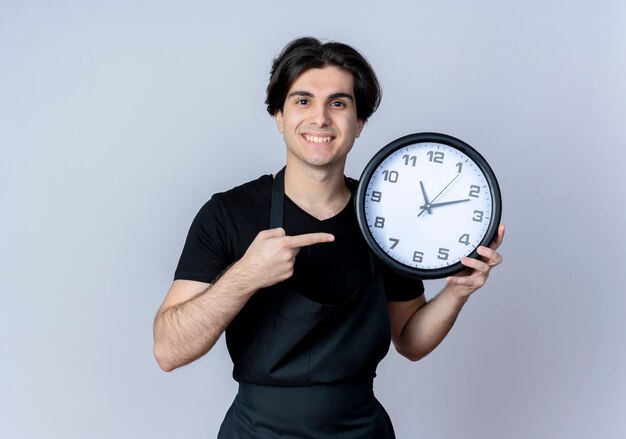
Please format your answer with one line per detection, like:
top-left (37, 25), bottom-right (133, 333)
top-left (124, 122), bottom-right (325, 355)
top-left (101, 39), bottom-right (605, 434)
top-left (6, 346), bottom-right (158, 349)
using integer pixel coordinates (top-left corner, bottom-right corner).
top-left (355, 132), bottom-right (502, 280)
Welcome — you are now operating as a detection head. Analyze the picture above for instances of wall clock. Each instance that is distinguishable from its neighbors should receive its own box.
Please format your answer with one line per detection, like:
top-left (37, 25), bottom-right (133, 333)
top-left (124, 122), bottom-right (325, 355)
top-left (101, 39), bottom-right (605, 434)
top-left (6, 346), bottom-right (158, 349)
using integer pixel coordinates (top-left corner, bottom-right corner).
top-left (355, 132), bottom-right (502, 279)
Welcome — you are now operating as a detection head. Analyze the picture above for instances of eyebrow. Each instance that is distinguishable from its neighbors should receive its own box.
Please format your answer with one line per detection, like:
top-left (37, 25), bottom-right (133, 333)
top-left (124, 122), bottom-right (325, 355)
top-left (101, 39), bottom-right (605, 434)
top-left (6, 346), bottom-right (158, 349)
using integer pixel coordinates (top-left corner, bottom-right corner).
top-left (287, 91), bottom-right (355, 101)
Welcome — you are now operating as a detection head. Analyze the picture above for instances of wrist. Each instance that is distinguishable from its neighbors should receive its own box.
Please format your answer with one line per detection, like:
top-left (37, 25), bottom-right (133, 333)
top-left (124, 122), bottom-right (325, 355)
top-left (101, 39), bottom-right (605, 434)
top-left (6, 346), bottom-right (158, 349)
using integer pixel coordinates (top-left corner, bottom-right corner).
top-left (216, 260), bottom-right (260, 299)
top-left (441, 283), bottom-right (471, 306)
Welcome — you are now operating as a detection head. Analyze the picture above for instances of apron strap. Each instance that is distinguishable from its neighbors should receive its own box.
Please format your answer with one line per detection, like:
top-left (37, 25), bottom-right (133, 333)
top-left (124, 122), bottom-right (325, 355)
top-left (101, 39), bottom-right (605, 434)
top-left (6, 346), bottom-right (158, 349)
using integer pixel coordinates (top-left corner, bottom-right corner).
top-left (270, 167), bottom-right (286, 229)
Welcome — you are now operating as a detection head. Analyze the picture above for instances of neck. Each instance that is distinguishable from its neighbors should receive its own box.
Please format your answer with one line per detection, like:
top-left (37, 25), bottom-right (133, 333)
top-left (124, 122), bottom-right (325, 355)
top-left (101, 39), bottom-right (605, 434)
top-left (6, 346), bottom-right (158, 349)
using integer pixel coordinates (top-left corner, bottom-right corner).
top-left (282, 161), bottom-right (351, 221)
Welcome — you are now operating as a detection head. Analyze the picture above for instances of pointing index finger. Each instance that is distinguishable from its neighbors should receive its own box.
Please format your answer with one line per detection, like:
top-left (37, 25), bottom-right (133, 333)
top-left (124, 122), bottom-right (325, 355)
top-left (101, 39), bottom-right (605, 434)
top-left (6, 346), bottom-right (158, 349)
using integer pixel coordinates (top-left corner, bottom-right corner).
top-left (285, 233), bottom-right (335, 249)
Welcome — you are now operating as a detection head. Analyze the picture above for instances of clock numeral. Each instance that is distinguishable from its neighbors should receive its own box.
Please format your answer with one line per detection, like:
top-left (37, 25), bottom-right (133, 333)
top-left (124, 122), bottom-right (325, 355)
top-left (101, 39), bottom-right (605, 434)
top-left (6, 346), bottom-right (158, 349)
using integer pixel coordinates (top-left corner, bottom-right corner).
top-left (438, 248), bottom-right (450, 261)
top-left (382, 170), bottom-right (399, 183)
top-left (370, 191), bottom-right (382, 202)
top-left (456, 162), bottom-right (463, 173)
top-left (402, 154), bottom-right (417, 167)
top-left (389, 238), bottom-right (399, 249)
top-left (413, 251), bottom-right (424, 263)
top-left (374, 216), bottom-right (385, 228)
top-left (472, 210), bottom-right (484, 222)
top-left (427, 151), bottom-right (444, 164)
top-left (459, 234), bottom-right (470, 246)
top-left (469, 185), bottom-right (481, 198)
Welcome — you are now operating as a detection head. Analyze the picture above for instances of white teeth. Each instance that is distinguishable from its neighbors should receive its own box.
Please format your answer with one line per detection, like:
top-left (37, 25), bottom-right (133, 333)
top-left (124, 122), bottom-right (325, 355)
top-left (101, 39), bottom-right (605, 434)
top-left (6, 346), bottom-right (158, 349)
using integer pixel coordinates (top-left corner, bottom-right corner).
top-left (305, 135), bottom-right (332, 143)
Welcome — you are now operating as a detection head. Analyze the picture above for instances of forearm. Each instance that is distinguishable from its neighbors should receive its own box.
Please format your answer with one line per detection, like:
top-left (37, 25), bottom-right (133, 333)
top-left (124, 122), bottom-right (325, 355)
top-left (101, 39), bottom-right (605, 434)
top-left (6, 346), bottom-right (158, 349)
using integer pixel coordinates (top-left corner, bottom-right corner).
top-left (395, 285), bottom-right (469, 361)
top-left (154, 228), bottom-right (335, 371)
top-left (153, 262), bottom-right (257, 371)
top-left (393, 226), bottom-right (505, 362)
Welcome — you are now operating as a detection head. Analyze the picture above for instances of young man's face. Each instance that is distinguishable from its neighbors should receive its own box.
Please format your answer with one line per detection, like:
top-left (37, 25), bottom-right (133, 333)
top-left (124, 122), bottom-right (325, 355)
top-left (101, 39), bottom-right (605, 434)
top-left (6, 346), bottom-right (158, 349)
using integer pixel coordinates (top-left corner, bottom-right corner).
top-left (275, 66), bottom-right (364, 171)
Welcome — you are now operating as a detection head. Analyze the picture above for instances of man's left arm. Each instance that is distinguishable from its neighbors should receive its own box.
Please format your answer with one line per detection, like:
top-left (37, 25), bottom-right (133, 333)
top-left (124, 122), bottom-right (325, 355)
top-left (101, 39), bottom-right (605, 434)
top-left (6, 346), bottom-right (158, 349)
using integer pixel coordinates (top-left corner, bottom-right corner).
top-left (389, 224), bottom-right (505, 361)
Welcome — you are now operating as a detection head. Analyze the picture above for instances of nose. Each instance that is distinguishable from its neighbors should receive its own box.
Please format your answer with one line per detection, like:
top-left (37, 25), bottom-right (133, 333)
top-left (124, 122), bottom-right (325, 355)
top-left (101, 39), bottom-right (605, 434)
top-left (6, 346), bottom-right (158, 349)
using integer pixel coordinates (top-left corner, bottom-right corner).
top-left (310, 103), bottom-right (331, 127)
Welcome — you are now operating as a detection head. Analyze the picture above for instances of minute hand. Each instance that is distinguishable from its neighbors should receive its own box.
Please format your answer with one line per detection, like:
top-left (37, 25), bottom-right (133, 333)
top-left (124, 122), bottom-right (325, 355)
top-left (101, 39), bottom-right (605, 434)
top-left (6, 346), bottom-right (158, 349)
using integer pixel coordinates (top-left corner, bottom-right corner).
top-left (419, 198), bottom-right (471, 210)
top-left (418, 174), bottom-right (460, 217)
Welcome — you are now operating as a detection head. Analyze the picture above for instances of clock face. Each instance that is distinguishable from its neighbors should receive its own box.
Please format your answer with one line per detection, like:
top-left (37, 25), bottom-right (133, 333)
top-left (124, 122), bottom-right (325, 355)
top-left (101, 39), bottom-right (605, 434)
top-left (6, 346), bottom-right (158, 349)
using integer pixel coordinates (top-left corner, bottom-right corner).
top-left (355, 133), bottom-right (501, 279)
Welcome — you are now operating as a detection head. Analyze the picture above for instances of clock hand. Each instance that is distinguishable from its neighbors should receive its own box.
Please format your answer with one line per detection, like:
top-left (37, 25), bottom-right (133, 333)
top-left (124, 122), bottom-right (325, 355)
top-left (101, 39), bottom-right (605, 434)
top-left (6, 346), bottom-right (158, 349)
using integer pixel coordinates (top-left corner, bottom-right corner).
top-left (419, 181), bottom-right (432, 215)
top-left (418, 174), bottom-right (460, 217)
top-left (419, 198), bottom-right (470, 210)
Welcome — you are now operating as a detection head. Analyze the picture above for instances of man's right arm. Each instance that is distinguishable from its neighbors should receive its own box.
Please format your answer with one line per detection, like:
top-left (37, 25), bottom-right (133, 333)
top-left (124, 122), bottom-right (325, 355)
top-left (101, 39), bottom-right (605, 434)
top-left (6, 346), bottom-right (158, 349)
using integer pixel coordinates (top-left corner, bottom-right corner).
top-left (153, 265), bottom-right (254, 372)
top-left (153, 228), bottom-right (334, 372)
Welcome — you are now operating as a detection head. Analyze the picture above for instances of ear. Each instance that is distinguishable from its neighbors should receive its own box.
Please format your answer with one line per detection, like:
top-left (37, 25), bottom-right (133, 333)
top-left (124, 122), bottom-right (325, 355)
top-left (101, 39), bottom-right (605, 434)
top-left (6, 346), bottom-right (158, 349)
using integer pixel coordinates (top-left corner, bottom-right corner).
top-left (355, 119), bottom-right (365, 138)
top-left (275, 110), bottom-right (284, 134)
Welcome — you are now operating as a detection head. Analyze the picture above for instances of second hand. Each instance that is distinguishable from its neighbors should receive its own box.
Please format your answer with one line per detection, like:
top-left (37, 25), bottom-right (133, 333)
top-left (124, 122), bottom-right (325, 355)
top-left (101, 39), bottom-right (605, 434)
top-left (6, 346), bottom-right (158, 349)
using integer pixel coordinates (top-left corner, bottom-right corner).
top-left (418, 174), bottom-right (460, 217)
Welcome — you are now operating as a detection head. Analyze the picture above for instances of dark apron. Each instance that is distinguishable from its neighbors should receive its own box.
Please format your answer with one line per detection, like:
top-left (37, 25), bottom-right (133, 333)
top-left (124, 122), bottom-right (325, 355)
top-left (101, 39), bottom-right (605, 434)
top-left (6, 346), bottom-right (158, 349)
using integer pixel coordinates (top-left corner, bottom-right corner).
top-left (217, 168), bottom-right (396, 438)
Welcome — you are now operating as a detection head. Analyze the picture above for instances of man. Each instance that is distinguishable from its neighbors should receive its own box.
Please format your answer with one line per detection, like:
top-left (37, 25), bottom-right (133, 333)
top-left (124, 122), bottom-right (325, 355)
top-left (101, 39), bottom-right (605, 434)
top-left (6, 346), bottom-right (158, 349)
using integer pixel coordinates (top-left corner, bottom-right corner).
top-left (153, 37), bottom-right (504, 438)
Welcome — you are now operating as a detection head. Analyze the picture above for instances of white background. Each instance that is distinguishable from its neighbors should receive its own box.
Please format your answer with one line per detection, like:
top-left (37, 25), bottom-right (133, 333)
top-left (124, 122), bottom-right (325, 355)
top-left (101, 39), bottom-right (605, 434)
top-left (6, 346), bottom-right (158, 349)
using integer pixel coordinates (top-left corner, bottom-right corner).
top-left (2, 1), bottom-right (625, 438)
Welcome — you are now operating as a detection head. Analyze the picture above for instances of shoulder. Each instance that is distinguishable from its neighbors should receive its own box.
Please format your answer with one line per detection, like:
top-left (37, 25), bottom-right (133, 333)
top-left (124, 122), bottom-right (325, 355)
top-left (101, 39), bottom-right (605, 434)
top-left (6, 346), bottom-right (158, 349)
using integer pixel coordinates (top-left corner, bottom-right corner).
top-left (174, 174), bottom-right (274, 283)
top-left (211, 174), bottom-right (273, 206)
top-left (198, 174), bottom-right (273, 219)
top-left (190, 174), bottom-right (274, 245)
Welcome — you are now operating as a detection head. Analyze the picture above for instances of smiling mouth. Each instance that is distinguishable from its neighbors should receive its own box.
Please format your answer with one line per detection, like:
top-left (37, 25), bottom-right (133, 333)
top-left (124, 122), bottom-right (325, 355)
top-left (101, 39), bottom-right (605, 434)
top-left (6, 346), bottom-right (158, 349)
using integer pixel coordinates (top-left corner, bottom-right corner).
top-left (303, 134), bottom-right (334, 144)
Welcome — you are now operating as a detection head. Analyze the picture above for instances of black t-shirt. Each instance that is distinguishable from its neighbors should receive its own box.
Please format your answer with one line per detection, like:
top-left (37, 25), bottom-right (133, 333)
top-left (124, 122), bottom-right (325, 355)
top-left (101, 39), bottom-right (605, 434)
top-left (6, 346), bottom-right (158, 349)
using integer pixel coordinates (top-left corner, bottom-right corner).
top-left (175, 174), bottom-right (424, 303)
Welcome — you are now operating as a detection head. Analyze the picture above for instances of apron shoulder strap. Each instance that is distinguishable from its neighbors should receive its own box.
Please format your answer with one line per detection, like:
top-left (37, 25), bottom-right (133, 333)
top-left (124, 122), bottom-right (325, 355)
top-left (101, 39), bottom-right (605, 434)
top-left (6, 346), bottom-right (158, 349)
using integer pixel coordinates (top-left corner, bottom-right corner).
top-left (270, 167), bottom-right (286, 229)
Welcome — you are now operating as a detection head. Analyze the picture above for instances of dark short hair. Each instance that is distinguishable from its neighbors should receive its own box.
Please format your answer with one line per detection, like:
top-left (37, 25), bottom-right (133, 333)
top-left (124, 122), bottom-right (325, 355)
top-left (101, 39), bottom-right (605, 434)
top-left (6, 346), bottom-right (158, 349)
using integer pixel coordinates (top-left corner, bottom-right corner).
top-left (265, 37), bottom-right (382, 121)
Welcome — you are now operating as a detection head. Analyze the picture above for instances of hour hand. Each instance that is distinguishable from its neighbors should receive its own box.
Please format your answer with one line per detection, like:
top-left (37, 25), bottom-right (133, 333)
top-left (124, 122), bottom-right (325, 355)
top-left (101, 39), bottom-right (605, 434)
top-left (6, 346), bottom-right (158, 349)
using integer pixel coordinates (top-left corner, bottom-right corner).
top-left (419, 198), bottom-right (471, 210)
top-left (419, 181), bottom-right (432, 215)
